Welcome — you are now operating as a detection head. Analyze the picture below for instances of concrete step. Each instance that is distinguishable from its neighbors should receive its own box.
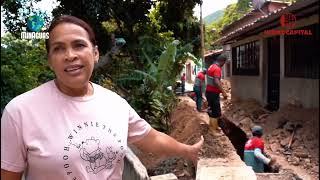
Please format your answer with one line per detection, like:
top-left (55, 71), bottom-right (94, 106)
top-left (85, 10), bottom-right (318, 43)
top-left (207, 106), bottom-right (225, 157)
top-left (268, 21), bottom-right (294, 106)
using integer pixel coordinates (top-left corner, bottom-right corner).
top-left (196, 166), bottom-right (257, 180)
top-left (256, 173), bottom-right (299, 180)
top-left (150, 173), bottom-right (178, 180)
top-left (196, 159), bottom-right (257, 180)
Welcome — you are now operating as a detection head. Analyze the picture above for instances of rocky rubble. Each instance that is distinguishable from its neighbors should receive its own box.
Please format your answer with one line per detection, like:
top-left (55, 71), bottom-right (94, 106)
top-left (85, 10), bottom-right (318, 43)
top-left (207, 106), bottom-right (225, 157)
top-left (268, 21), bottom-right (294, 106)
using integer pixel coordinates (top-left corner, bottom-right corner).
top-left (140, 79), bottom-right (318, 179)
top-left (138, 96), bottom-right (244, 180)
top-left (220, 88), bottom-right (319, 179)
top-left (222, 99), bottom-right (270, 135)
top-left (265, 123), bottom-right (319, 176)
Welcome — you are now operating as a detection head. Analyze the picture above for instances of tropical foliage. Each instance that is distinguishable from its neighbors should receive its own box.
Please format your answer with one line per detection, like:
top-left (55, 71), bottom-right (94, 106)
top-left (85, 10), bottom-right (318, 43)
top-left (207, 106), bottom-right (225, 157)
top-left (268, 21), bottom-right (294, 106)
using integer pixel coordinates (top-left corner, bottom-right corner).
top-left (1, 34), bottom-right (54, 113)
top-left (203, 10), bottom-right (224, 24)
top-left (97, 38), bottom-right (199, 132)
top-left (204, 0), bottom-right (252, 50)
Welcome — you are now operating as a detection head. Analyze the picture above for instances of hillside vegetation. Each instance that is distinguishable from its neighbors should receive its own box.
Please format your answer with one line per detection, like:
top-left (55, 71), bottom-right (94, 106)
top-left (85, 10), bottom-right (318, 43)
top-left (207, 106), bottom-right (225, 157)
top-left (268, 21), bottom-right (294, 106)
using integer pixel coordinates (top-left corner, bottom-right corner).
top-left (204, 0), bottom-right (299, 50)
top-left (203, 10), bottom-right (224, 24)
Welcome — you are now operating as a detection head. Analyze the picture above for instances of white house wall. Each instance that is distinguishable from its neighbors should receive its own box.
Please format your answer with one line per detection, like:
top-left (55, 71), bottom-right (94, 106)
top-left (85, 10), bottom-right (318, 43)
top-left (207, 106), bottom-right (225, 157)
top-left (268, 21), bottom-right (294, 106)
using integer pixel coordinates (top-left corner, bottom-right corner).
top-left (229, 25), bottom-right (319, 108)
top-left (280, 78), bottom-right (319, 108)
top-left (183, 59), bottom-right (197, 83)
top-left (230, 38), bottom-right (265, 103)
top-left (278, 35), bottom-right (319, 108)
top-left (231, 76), bottom-right (264, 102)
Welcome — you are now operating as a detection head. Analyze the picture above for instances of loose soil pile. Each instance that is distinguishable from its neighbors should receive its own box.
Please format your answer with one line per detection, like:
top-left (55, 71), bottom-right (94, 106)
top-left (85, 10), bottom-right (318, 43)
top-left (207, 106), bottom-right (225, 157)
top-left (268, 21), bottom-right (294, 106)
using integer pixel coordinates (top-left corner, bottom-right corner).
top-left (135, 97), bottom-right (241, 180)
top-left (135, 79), bottom-right (318, 180)
top-left (222, 93), bottom-right (319, 179)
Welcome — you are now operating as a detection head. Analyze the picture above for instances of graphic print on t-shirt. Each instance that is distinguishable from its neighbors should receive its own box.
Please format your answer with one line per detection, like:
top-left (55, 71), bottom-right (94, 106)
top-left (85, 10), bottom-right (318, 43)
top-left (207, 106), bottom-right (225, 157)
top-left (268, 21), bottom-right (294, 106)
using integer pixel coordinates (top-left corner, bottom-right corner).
top-left (69, 137), bottom-right (117, 174)
top-left (62, 121), bottom-right (126, 178)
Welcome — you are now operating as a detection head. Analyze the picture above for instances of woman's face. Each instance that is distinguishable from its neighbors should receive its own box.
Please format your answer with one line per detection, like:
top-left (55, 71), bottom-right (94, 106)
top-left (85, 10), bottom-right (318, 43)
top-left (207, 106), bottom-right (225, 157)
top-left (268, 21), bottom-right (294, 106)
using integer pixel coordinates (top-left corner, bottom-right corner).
top-left (47, 23), bottom-right (99, 89)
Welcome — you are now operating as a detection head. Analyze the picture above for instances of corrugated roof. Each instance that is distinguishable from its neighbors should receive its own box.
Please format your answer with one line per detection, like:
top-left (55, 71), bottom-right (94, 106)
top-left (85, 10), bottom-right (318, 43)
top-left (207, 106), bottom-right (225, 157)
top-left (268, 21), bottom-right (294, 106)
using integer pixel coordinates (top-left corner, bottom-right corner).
top-left (221, 1), bottom-right (290, 34)
top-left (215, 0), bottom-right (318, 45)
top-left (204, 49), bottom-right (223, 57)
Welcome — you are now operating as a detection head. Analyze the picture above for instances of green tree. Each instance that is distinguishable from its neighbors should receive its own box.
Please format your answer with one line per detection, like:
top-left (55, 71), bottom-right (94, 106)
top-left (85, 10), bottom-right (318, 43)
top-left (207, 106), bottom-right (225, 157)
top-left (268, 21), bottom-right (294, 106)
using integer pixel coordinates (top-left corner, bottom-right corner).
top-left (1, 34), bottom-right (54, 113)
top-left (204, 0), bottom-right (252, 50)
top-left (1, 0), bottom-right (51, 37)
top-left (220, 0), bottom-right (251, 29)
top-left (204, 22), bottom-right (221, 50)
top-left (2, 0), bottom-right (155, 67)
top-left (153, 0), bottom-right (202, 56)
top-left (52, 0), bottom-right (155, 68)
top-left (114, 39), bottom-right (199, 132)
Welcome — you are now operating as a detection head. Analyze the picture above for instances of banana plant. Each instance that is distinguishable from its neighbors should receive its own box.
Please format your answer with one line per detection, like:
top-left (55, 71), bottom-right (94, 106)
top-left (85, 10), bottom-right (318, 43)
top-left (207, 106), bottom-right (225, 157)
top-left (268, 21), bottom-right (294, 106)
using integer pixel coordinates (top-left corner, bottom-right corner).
top-left (116, 39), bottom-right (198, 132)
top-left (119, 39), bottom-right (199, 91)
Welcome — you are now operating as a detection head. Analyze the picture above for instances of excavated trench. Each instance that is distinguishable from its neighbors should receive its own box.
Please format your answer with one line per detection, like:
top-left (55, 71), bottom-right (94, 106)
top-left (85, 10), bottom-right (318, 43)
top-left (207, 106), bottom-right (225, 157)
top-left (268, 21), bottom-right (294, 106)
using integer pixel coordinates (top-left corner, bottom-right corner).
top-left (218, 117), bottom-right (248, 160)
top-left (218, 117), bottom-right (279, 173)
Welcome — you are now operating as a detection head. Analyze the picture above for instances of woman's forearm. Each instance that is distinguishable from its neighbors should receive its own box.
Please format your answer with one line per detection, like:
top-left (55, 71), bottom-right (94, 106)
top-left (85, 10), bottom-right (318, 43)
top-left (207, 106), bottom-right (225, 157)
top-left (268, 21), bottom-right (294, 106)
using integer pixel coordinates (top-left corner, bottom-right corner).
top-left (135, 129), bottom-right (190, 158)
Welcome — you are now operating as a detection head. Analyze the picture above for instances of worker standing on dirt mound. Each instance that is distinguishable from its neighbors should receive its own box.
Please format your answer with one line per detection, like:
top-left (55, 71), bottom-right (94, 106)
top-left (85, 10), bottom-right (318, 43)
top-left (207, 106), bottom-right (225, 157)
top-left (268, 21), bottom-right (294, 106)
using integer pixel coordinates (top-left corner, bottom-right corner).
top-left (193, 69), bottom-right (206, 112)
top-left (244, 125), bottom-right (276, 173)
top-left (205, 54), bottom-right (227, 135)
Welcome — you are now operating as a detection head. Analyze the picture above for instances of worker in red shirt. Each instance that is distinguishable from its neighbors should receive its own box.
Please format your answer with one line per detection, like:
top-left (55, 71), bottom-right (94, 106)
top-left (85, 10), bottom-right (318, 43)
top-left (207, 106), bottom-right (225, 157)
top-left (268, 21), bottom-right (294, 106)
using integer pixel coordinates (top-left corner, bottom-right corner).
top-left (206, 54), bottom-right (227, 134)
top-left (193, 69), bottom-right (207, 112)
top-left (244, 125), bottom-right (276, 172)
top-left (180, 73), bottom-right (186, 95)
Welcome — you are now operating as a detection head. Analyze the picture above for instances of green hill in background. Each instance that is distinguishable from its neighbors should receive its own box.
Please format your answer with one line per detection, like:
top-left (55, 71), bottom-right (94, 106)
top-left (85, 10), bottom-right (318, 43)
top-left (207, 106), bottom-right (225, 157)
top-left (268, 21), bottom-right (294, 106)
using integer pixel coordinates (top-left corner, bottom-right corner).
top-left (203, 10), bottom-right (224, 24)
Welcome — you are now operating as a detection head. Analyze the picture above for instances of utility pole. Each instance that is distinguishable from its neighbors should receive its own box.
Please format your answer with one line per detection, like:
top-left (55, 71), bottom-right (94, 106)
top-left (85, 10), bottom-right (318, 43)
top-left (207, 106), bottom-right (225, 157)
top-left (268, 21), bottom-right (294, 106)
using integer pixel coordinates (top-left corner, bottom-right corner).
top-left (200, 1), bottom-right (205, 69)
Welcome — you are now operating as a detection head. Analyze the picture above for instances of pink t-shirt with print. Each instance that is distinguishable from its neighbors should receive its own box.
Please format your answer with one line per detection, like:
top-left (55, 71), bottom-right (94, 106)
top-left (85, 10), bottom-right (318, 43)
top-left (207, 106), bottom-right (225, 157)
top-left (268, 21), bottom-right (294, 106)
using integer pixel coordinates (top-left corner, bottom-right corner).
top-left (1, 80), bottom-right (151, 180)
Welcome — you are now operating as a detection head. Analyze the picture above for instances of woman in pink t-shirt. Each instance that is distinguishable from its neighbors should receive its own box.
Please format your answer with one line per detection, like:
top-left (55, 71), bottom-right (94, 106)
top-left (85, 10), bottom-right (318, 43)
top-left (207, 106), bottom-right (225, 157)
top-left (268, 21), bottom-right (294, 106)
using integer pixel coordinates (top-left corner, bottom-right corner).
top-left (1, 15), bottom-right (203, 180)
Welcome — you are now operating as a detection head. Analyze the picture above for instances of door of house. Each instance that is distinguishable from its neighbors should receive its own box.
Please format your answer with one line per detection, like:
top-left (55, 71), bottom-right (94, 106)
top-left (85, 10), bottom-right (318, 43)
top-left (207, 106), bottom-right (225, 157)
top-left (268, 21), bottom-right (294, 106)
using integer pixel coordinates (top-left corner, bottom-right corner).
top-left (186, 63), bottom-right (191, 82)
top-left (267, 36), bottom-right (280, 111)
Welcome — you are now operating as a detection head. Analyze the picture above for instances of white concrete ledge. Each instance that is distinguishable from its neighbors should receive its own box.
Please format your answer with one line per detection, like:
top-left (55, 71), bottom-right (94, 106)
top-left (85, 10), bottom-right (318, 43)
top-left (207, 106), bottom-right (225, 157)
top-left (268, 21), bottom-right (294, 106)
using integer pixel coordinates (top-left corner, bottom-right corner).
top-left (196, 159), bottom-right (257, 180)
top-left (150, 173), bottom-right (178, 180)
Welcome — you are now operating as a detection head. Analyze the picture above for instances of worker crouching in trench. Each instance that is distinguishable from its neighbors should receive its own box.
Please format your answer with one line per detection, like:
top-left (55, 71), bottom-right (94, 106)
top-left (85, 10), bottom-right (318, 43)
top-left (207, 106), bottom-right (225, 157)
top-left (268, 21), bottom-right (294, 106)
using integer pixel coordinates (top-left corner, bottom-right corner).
top-left (244, 125), bottom-right (278, 173)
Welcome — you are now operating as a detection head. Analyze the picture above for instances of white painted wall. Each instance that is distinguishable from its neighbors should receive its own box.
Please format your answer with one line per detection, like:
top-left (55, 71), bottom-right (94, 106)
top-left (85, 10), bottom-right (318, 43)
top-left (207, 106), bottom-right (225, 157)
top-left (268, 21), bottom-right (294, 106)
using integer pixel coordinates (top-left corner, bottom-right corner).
top-left (226, 14), bottom-right (319, 108)
top-left (280, 78), bottom-right (319, 108)
top-left (231, 75), bottom-right (264, 102)
top-left (230, 38), bottom-right (265, 104)
top-left (182, 59), bottom-right (197, 83)
top-left (229, 34), bottom-right (319, 108)
top-left (278, 35), bottom-right (319, 108)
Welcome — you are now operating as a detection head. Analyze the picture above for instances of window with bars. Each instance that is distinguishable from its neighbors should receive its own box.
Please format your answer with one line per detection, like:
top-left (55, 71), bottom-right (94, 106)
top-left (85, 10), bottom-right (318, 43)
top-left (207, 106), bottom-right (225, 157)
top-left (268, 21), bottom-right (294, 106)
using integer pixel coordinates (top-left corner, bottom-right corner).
top-left (285, 24), bottom-right (319, 79)
top-left (232, 41), bottom-right (260, 76)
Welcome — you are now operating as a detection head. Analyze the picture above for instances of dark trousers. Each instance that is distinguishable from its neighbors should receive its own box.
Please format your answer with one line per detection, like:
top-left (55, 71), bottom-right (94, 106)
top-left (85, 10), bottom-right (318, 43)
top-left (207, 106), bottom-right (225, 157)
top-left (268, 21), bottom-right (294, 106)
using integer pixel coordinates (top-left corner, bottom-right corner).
top-left (205, 91), bottom-right (221, 118)
top-left (181, 81), bottom-right (185, 94)
top-left (193, 86), bottom-right (202, 111)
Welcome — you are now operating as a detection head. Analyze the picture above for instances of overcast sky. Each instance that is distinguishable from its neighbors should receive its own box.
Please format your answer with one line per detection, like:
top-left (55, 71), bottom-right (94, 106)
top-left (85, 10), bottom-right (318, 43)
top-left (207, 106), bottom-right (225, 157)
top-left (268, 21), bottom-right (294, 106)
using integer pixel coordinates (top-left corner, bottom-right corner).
top-left (194, 0), bottom-right (238, 18)
top-left (1, 0), bottom-right (238, 36)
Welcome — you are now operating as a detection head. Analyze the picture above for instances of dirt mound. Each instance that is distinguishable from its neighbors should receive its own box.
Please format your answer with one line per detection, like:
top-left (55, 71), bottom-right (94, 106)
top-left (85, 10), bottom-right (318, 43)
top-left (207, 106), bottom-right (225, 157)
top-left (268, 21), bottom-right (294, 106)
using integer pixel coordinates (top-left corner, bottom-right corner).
top-left (263, 105), bottom-right (319, 178)
top-left (169, 98), bottom-right (204, 143)
top-left (136, 78), bottom-right (319, 179)
top-left (222, 97), bottom-right (319, 179)
top-left (137, 96), bottom-right (240, 179)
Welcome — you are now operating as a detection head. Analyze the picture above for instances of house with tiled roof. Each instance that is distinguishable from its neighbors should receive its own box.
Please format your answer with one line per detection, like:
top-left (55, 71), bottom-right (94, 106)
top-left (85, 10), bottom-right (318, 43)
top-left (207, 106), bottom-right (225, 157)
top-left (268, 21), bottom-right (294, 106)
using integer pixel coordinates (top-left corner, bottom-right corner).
top-left (214, 0), bottom-right (319, 110)
top-left (204, 49), bottom-right (231, 80)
